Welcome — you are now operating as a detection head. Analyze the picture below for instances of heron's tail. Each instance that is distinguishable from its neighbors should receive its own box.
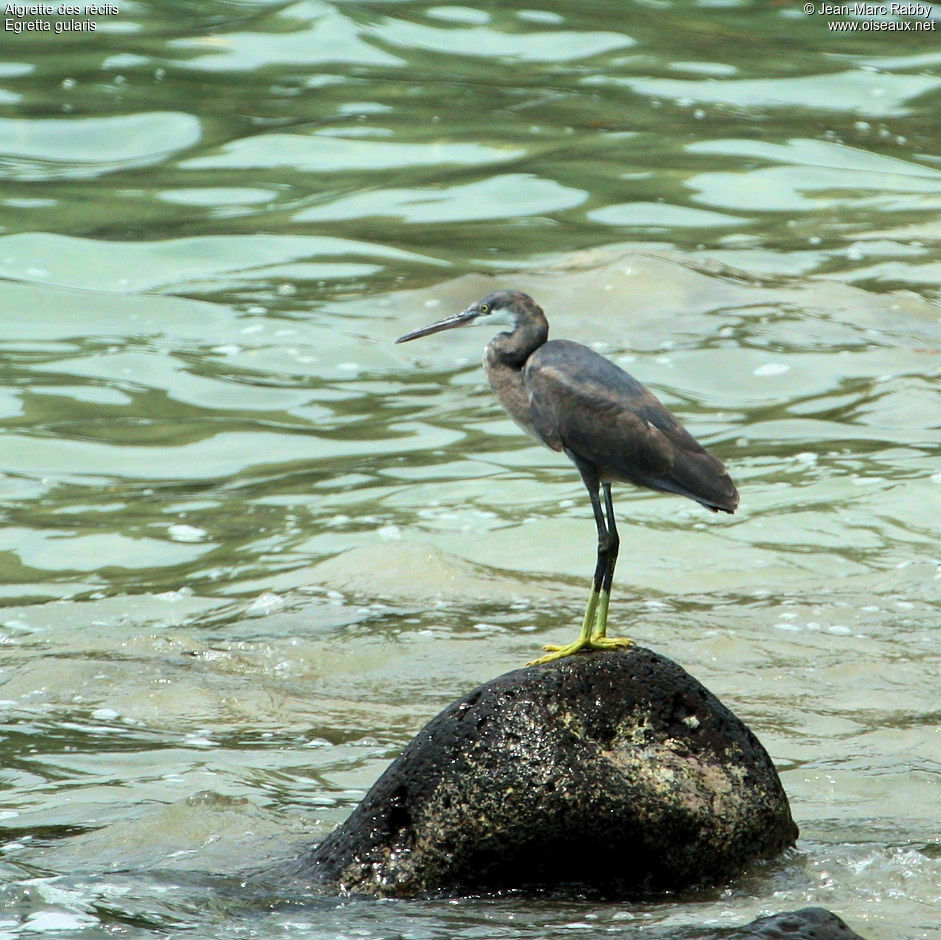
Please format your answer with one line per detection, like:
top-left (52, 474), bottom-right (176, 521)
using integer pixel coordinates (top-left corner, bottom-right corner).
top-left (655, 450), bottom-right (739, 513)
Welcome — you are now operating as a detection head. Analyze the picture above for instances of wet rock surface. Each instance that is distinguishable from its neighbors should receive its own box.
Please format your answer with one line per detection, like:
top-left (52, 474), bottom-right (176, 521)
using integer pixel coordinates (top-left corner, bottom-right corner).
top-left (291, 647), bottom-right (798, 898)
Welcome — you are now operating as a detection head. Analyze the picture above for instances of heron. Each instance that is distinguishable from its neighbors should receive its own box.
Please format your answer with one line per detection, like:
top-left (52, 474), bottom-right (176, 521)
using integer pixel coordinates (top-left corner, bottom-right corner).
top-left (395, 289), bottom-right (739, 664)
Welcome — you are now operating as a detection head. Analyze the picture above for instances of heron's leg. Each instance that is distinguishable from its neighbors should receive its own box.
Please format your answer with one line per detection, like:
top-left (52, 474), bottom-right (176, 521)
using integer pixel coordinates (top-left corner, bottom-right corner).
top-left (529, 475), bottom-right (631, 665)
top-left (602, 483), bottom-right (619, 594)
top-left (578, 487), bottom-right (610, 643)
top-left (591, 484), bottom-right (631, 649)
top-left (529, 489), bottom-right (606, 664)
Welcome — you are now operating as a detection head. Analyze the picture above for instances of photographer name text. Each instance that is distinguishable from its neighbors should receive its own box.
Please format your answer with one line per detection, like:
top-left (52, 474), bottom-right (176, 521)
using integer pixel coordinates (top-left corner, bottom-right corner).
top-left (813, 2), bottom-right (930, 14)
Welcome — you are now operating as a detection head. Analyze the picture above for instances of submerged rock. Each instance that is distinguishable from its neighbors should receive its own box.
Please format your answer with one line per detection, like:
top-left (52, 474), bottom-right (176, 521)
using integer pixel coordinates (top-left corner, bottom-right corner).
top-left (292, 646), bottom-right (797, 897)
top-left (626, 906), bottom-right (867, 939)
top-left (731, 906), bottom-right (866, 939)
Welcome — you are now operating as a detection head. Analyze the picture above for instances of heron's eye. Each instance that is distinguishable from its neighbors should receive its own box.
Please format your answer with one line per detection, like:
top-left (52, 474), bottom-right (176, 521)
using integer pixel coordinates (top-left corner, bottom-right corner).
top-left (479, 303), bottom-right (491, 315)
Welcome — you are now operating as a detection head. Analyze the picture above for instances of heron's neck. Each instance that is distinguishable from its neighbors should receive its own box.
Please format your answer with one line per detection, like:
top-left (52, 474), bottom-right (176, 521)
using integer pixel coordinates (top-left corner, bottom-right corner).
top-left (485, 314), bottom-right (548, 369)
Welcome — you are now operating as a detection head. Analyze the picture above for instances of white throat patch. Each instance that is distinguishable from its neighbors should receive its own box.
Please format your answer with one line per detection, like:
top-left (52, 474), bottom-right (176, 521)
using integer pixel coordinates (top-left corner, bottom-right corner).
top-left (483, 307), bottom-right (516, 329)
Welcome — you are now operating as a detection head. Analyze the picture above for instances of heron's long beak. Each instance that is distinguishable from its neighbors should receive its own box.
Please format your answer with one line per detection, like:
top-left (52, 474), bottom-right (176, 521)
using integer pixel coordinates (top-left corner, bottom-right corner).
top-left (395, 306), bottom-right (479, 343)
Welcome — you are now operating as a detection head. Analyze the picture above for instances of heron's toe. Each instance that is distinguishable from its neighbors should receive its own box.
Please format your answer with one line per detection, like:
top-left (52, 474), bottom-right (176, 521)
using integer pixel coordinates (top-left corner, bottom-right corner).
top-left (589, 635), bottom-right (634, 650)
top-left (527, 641), bottom-right (590, 665)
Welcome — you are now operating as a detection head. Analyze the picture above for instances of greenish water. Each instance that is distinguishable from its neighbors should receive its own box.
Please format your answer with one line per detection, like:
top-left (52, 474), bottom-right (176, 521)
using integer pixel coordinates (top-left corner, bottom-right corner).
top-left (1, 1), bottom-right (939, 938)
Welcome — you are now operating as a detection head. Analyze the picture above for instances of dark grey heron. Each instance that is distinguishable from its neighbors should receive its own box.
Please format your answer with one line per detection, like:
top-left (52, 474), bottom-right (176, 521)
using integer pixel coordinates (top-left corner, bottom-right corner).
top-left (396, 290), bottom-right (739, 664)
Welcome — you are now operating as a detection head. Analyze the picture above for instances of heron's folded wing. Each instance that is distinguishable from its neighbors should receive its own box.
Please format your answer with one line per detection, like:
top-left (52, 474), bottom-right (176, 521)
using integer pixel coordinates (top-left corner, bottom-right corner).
top-left (523, 340), bottom-right (675, 479)
top-left (524, 340), bottom-right (738, 512)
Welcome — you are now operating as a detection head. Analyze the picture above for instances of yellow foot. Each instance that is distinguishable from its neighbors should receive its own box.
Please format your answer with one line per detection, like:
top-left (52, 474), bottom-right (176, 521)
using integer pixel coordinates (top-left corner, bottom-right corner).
top-left (590, 634), bottom-right (634, 650)
top-left (527, 635), bottom-right (634, 666)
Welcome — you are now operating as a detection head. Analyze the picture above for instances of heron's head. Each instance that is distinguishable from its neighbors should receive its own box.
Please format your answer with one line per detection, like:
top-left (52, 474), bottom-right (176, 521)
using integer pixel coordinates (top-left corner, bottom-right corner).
top-left (395, 290), bottom-right (539, 344)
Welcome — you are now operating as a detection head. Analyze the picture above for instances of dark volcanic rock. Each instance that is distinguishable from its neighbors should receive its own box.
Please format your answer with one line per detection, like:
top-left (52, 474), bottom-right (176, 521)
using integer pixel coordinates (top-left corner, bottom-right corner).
top-left (292, 647), bottom-right (797, 897)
